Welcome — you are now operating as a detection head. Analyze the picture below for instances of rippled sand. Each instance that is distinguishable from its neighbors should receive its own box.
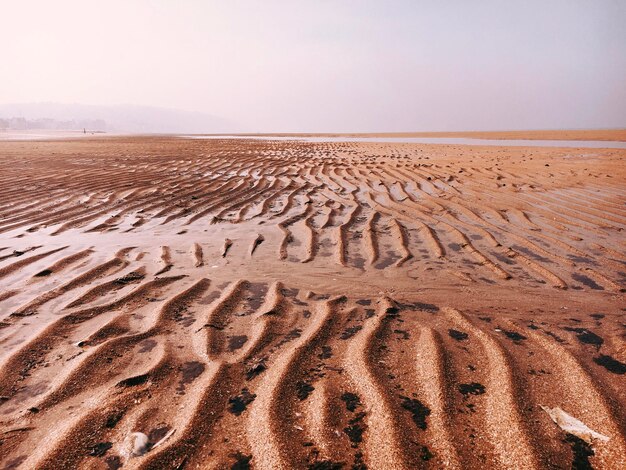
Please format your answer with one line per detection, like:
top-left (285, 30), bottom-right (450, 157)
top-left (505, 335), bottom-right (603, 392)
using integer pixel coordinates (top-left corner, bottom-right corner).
top-left (0, 136), bottom-right (624, 469)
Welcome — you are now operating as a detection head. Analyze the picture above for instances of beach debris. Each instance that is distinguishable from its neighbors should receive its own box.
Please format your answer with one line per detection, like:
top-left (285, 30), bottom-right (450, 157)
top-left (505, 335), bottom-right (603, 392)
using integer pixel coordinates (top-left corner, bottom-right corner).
top-left (245, 356), bottom-right (267, 380)
top-left (121, 432), bottom-right (150, 459)
top-left (151, 428), bottom-right (175, 449)
top-left (540, 406), bottom-right (610, 444)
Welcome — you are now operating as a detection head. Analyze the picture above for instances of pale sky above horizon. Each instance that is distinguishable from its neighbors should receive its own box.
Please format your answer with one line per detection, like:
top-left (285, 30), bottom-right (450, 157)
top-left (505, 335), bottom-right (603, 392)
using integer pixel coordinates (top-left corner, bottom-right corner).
top-left (1, 0), bottom-right (625, 132)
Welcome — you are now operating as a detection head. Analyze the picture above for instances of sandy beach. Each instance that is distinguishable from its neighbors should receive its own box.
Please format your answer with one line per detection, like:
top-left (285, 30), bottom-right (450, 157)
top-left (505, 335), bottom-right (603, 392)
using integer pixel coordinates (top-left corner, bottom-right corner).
top-left (0, 136), bottom-right (624, 469)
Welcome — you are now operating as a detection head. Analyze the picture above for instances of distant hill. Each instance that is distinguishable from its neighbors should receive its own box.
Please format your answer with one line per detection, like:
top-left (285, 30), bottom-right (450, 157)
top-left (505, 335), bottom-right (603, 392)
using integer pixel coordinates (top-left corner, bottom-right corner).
top-left (0, 102), bottom-right (235, 133)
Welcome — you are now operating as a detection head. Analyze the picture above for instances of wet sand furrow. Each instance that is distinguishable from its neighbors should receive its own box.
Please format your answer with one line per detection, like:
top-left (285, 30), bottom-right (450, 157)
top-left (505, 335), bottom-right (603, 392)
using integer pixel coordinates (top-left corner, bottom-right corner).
top-left (9, 251), bottom-right (130, 318)
top-left (343, 297), bottom-right (407, 469)
top-left (444, 307), bottom-right (539, 469)
top-left (0, 247), bottom-right (68, 281)
top-left (246, 296), bottom-right (342, 469)
top-left (413, 327), bottom-right (461, 468)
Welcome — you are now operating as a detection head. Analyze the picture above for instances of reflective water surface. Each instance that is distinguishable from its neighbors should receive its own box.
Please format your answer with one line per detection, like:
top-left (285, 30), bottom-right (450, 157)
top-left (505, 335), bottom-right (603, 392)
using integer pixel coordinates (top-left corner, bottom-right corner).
top-left (181, 135), bottom-right (626, 149)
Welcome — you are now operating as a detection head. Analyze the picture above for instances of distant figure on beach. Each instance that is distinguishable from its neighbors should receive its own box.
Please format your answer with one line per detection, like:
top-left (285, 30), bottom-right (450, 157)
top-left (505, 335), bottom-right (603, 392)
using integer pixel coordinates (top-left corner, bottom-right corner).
top-left (83, 128), bottom-right (86, 134)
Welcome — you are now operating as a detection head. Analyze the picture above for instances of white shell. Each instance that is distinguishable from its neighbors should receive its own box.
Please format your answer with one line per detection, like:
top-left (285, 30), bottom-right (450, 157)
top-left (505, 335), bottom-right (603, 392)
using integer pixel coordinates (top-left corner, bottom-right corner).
top-left (122, 432), bottom-right (150, 459)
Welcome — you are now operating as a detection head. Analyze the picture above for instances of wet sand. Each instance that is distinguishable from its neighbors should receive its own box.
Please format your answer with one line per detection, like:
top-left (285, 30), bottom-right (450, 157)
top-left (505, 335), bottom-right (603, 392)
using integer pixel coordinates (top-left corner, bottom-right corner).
top-left (0, 136), bottom-right (624, 469)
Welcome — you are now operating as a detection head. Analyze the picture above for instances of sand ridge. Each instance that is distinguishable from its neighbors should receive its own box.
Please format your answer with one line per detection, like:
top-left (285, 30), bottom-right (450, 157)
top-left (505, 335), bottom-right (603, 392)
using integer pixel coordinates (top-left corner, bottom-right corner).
top-left (0, 136), bottom-right (624, 469)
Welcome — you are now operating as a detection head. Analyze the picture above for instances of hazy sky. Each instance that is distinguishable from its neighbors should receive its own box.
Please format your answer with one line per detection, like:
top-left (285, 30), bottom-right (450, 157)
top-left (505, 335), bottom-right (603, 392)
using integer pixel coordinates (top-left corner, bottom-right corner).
top-left (1, 0), bottom-right (625, 132)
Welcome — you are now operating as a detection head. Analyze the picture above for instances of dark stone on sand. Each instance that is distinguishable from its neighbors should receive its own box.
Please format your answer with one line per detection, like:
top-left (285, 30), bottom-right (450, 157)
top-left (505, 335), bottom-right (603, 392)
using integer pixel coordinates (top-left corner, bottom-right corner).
top-left (228, 388), bottom-right (256, 415)
top-left (458, 382), bottom-right (486, 397)
top-left (116, 374), bottom-right (149, 388)
top-left (399, 396), bottom-right (431, 430)
top-left (448, 329), bottom-right (469, 341)
top-left (593, 355), bottom-right (626, 374)
top-left (296, 381), bottom-right (315, 400)
top-left (340, 392), bottom-right (361, 412)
